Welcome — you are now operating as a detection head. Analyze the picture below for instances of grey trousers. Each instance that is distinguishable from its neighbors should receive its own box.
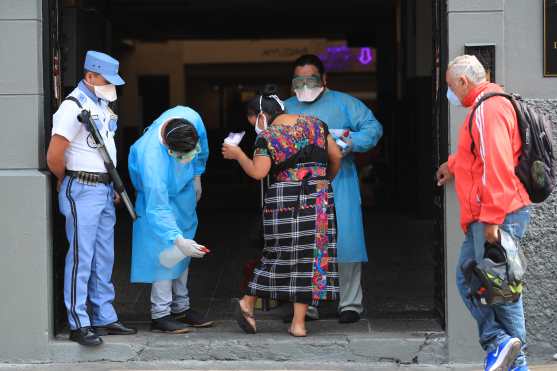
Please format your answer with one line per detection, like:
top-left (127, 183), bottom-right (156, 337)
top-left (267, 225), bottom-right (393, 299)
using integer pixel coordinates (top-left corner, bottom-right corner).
top-left (338, 262), bottom-right (364, 314)
top-left (151, 268), bottom-right (190, 319)
top-left (307, 262), bottom-right (364, 317)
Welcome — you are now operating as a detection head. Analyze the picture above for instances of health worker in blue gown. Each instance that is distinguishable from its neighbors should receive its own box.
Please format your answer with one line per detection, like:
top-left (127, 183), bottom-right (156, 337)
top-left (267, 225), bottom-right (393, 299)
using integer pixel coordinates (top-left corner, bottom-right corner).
top-left (284, 54), bottom-right (383, 324)
top-left (129, 106), bottom-right (214, 333)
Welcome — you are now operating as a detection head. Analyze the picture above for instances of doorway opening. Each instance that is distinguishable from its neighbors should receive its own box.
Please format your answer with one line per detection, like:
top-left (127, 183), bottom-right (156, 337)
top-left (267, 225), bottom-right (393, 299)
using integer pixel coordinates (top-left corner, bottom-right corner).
top-left (45, 0), bottom-right (447, 334)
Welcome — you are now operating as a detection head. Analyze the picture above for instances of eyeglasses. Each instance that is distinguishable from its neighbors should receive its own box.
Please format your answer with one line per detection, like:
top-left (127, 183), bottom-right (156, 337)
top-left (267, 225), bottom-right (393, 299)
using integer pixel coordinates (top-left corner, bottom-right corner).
top-left (168, 143), bottom-right (201, 162)
top-left (291, 75), bottom-right (323, 90)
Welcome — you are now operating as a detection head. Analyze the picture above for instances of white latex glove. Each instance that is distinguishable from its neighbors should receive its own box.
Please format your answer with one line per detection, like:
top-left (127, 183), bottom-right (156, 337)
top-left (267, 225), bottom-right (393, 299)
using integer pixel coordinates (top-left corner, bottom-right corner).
top-left (159, 245), bottom-right (186, 268)
top-left (175, 236), bottom-right (206, 258)
top-left (159, 238), bottom-right (207, 268)
top-left (194, 176), bottom-right (202, 203)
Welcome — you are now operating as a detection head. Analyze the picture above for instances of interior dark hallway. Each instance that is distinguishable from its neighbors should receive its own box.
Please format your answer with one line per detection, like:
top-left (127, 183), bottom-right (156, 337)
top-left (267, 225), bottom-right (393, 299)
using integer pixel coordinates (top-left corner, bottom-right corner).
top-left (110, 209), bottom-right (436, 323)
top-left (49, 0), bottom-right (446, 333)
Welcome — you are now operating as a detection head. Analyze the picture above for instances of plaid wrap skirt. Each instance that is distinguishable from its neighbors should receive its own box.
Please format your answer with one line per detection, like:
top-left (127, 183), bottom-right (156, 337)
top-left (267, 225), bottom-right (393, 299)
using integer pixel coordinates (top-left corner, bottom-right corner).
top-left (246, 177), bottom-right (339, 305)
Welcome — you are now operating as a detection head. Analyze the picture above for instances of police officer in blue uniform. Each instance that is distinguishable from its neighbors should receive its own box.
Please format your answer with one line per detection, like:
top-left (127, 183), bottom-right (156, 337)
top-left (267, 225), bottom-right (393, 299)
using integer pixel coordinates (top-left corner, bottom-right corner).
top-left (47, 51), bottom-right (136, 346)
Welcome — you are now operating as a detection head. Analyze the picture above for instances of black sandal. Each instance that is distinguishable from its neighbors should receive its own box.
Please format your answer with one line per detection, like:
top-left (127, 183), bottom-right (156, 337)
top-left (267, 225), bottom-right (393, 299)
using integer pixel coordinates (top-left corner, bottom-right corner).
top-left (288, 327), bottom-right (307, 337)
top-left (234, 300), bottom-right (256, 334)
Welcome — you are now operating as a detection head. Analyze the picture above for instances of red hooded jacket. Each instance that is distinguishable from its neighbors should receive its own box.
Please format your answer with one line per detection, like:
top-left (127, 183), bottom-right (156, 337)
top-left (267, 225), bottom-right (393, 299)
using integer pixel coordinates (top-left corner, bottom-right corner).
top-left (448, 82), bottom-right (531, 232)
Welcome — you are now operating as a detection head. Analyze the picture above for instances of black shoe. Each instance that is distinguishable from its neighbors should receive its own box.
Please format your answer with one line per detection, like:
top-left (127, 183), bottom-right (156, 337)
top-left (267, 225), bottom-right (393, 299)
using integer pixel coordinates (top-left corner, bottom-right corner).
top-left (69, 327), bottom-right (103, 346)
top-left (339, 310), bottom-right (360, 324)
top-left (93, 321), bottom-right (137, 336)
top-left (151, 315), bottom-right (191, 334)
top-left (173, 308), bottom-right (214, 328)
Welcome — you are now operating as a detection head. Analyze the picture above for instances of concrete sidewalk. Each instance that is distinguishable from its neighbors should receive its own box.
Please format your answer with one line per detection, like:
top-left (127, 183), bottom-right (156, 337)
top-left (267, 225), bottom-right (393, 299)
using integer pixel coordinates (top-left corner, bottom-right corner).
top-left (47, 318), bottom-right (446, 364)
top-left (0, 360), bottom-right (556, 371)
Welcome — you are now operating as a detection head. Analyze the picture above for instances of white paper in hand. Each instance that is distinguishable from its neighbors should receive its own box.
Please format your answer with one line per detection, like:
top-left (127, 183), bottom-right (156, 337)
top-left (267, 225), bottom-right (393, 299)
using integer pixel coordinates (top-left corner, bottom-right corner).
top-left (329, 129), bottom-right (346, 139)
top-left (224, 131), bottom-right (245, 146)
top-left (336, 138), bottom-right (349, 150)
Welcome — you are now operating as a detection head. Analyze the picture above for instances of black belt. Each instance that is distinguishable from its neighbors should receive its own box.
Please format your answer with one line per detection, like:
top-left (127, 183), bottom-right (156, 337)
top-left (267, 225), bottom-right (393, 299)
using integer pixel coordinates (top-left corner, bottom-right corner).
top-left (66, 170), bottom-right (111, 185)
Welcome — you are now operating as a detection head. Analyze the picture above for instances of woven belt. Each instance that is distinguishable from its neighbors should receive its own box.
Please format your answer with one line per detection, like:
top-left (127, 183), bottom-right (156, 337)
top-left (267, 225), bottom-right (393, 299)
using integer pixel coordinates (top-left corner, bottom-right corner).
top-left (66, 170), bottom-right (111, 185)
top-left (293, 175), bottom-right (328, 218)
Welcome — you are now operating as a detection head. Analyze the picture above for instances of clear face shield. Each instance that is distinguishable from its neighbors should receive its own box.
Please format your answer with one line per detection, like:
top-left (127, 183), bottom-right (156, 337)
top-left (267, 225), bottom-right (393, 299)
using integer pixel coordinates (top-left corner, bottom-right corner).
top-left (168, 143), bottom-right (201, 164)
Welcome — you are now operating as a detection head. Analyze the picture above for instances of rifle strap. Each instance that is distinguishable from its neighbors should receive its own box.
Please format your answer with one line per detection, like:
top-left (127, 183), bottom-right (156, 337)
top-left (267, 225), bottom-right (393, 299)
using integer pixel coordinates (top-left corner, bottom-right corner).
top-left (65, 96), bottom-right (84, 109)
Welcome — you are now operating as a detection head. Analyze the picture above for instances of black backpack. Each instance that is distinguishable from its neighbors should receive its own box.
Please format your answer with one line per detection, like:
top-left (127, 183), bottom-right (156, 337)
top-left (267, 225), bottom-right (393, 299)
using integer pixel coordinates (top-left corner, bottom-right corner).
top-left (461, 228), bottom-right (527, 306)
top-left (461, 242), bottom-right (522, 306)
top-left (469, 92), bottom-right (555, 203)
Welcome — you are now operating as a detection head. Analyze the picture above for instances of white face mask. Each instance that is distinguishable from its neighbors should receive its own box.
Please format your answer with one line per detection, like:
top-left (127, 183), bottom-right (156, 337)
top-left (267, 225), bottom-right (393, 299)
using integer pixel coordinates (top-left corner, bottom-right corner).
top-left (94, 83), bottom-right (117, 102)
top-left (446, 87), bottom-right (462, 107)
top-left (254, 96), bottom-right (268, 135)
top-left (295, 86), bottom-right (324, 103)
top-left (255, 113), bottom-right (267, 135)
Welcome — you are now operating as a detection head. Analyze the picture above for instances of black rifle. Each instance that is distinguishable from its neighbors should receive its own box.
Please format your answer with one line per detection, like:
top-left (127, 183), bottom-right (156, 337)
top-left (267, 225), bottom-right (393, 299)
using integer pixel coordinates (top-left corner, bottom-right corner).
top-left (64, 96), bottom-right (137, 220)
top-left (76, 109), bottom-right (137, 220)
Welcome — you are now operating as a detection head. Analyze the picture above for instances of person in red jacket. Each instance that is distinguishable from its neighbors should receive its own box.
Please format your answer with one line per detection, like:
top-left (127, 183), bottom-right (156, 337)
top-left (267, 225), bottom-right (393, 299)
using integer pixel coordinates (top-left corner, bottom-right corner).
top-left (436, 55), bottom-right (531, 371)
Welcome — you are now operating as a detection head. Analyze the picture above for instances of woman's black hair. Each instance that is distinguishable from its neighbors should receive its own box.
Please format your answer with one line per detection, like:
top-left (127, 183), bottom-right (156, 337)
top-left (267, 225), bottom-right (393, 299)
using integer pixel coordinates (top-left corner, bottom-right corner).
top-left (246, 84), bottom-right (285, 123)
top-left (164, 118), bottom-right (199, 153)
top-left (293, 54), bottom-right (325, 76)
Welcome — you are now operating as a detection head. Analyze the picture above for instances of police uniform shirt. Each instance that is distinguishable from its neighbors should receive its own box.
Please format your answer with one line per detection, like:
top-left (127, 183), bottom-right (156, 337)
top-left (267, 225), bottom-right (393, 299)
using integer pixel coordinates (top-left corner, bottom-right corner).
top-left (52, 81), bottom-right (117, 173)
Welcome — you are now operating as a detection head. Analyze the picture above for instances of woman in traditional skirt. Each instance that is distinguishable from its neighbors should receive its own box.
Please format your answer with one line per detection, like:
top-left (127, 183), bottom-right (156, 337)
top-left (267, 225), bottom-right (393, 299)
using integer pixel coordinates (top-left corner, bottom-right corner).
top-left (222, 85), bottom-right (342, 337)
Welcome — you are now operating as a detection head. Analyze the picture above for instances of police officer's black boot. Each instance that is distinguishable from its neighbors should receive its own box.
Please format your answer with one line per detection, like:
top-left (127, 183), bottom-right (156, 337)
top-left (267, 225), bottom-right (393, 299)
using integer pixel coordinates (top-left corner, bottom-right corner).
top-left (69, 327), bottom-right (103, 346)
top-left (93, 321), bottom-right (137, 335)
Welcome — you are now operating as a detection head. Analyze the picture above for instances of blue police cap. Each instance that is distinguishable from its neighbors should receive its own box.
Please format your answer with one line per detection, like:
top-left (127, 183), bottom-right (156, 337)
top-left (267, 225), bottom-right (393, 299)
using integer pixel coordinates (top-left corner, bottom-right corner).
top-left (84, 50), bottom-right (125, 86)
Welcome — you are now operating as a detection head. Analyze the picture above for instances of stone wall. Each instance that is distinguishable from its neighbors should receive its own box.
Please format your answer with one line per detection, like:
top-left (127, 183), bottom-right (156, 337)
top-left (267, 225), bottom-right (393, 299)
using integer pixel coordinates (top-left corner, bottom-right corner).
top-left (522, 99), bottom-right (557, 358)
top-left (0, 0), bottom-right (54, 362)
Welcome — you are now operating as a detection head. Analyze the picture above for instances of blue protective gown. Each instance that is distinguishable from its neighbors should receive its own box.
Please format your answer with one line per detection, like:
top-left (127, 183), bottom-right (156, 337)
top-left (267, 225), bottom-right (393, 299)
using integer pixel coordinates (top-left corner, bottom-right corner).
top-left (128, 106), bottom-right (209, 283)
top-left (284, 89), bottom-right (383, 263)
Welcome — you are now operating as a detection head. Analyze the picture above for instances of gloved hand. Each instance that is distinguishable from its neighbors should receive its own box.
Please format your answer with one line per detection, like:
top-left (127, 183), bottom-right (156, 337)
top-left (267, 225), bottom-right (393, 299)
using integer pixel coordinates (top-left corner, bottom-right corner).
top-left (159, 245), bottom-right (186, 268)
top-left (332, 129), bottom-right (352, 157)
top-left (194, 176), bottom-right (202, 203)
top-left (341, 137), bottom-right (353, 157)
top-left (159, 237), bottom-right (207, 268)
top-left (335, 136), bottom-right (352, 157)
top-left (175, 236), bottom-right (206, 258)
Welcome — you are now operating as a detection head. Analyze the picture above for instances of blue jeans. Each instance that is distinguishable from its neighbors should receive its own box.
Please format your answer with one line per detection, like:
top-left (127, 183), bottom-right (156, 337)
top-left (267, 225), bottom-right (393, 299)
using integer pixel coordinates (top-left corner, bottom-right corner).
top-left (456, 207), bottom-right (530, 367)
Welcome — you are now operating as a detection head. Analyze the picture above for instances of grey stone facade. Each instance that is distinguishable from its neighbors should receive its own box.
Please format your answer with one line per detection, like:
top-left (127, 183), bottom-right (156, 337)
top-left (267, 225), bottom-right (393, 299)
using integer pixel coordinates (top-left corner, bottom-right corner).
top-left (522, 99), bottom-right (557, 358)
top-left (446, 0), bottom-right (557, 362)
top-left (0, 0), bottom-right (54, 363)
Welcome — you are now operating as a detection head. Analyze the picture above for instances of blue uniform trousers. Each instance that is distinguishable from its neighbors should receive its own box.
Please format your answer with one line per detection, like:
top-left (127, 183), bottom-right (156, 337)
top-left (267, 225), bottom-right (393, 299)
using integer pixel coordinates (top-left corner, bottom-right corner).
top-left (59, 175), bottom-right (118, 330)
